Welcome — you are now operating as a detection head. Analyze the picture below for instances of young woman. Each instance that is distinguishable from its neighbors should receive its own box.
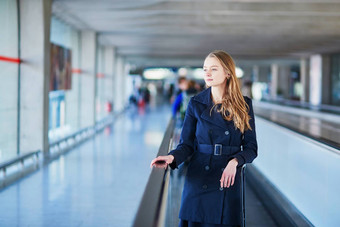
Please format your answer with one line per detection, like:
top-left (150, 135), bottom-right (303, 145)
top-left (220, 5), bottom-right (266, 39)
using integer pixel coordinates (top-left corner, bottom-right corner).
top-left (150, 50), bottom-right (258, 227)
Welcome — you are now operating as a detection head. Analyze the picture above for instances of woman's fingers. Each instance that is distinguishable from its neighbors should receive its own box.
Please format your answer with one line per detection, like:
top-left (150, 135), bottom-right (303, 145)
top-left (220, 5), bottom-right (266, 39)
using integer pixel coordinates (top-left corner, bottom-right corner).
top-left (231, 174), bottom-right (235, 186)
top-left (154, 162), bottom-right (168, 169)
top-left (227, 175), bottom-right (232, 187)
top-left (220, 174), bottom-right (224, 188)
top-left (150, 158), bottom-right (158, 167)
top-left (151, 161), bottom-right (167, 168)
top-left (220, 172), bottom-right (227, 187)
top-left (222, 173), bottom-right (229, 188)
top-left (221, 171), bottom-right (236, 188)
top-left (150, 156), bottom-right (170, 169)
top-left (151, 156), bottom-right (162, 165)
top-left (150, 157), bottom-right (160, 168)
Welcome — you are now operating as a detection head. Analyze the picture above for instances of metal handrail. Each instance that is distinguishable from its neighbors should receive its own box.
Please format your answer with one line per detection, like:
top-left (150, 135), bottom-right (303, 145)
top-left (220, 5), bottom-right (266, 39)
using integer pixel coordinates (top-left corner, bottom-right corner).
top-left (133, 118), bottom-right (175, 227)
top-left (0, 150), bottom-right (40, 177)
top-left (49, 126), bottom-right (91, 147)
top-left (49, 113), bottom-right (115, 146)
top-left (0, 111), bottom-right (121, 187)
top-left (263, 98), bottom-right (340, 114)
top-left (48, 112), bottom-right (117, 158)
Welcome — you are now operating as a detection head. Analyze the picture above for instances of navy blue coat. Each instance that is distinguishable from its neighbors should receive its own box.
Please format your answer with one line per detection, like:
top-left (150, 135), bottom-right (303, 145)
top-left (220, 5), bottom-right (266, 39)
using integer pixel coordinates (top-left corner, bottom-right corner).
top-left (168, 87), bottom-right (258, 225)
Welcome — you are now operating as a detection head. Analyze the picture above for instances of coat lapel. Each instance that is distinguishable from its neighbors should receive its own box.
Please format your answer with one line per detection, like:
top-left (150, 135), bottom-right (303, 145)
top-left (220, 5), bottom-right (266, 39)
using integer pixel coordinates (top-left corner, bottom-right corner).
top-left (194, 87), bottom-right (232, 130)
top-left (201, 107), bottom-right (231, 130)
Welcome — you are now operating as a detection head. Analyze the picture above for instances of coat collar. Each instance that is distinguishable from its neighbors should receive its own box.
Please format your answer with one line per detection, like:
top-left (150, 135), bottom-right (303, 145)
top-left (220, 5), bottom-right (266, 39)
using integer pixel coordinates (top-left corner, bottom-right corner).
top-left (193, 87), bottom-right (213, 105)
top-left (194, 87), bottom-right (233, 130)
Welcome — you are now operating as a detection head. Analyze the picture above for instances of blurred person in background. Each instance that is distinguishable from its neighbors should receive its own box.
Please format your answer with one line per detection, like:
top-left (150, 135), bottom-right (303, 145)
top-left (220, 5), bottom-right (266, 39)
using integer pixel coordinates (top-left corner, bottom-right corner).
top-left (172, 76), bottom-right (189, 117)
top-left (172, 77), bottom-right (199, 120)
top-left (151, 50), bottom-right (258, 227)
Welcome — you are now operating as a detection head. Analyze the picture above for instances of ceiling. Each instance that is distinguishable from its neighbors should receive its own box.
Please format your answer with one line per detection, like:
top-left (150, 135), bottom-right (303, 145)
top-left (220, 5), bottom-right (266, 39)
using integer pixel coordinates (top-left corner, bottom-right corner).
top-left (52, 0), bottom-right (340, 67)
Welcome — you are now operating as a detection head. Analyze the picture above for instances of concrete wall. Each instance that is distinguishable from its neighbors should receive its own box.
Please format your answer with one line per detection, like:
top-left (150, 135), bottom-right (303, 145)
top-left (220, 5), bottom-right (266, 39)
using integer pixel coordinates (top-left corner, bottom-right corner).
top-left (79, 31), bottom-right (96, 128)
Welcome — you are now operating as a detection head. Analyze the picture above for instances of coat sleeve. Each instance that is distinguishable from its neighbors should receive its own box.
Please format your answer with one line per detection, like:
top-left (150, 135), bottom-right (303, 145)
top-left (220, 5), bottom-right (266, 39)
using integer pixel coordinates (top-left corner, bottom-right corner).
top-left (168, 98), bottom-right (197, 169)
top-left (228, 97), bottom-right (258, 167)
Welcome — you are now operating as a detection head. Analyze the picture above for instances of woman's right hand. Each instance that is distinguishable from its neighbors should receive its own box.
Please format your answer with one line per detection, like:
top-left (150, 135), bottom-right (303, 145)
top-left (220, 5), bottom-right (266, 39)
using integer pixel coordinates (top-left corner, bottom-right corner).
top-left (150, 155), bottom-right (174, 169)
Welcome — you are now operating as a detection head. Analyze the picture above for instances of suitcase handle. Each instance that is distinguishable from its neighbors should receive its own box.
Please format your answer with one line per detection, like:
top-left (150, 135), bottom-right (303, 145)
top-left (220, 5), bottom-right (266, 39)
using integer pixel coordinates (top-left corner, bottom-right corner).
top-left (241, 164), bottom-right (247, 227)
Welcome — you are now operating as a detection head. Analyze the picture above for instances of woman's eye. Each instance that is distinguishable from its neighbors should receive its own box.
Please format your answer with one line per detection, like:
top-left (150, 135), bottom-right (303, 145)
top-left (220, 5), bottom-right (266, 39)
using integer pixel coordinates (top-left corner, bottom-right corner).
top-left (212, 68), bottom-right (217, 71)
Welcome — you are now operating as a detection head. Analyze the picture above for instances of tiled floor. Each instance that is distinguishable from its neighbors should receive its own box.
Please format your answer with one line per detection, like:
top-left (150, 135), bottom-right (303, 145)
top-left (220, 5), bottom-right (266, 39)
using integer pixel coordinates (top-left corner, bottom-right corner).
top-left (0, 104), bottom-right (171, 227)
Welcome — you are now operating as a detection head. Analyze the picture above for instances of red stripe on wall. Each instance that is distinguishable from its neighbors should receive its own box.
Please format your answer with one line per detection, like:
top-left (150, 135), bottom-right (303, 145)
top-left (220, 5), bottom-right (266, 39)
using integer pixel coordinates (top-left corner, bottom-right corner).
top-left (0, 55), bottom-right (21, 64)
top-left (72, 68), bottom-right (82, 74)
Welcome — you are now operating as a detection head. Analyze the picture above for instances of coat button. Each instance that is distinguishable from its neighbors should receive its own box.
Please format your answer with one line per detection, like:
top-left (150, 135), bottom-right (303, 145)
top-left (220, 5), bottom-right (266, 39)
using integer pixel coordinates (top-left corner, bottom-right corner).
top-left (225, 130), bottom-right (229, 136)
top-left (219, 187), bottom-right (224, 191)
top-left (202, 184), bottom-right (208, 189)
top-left (205, 165), bottom-right (210, 171)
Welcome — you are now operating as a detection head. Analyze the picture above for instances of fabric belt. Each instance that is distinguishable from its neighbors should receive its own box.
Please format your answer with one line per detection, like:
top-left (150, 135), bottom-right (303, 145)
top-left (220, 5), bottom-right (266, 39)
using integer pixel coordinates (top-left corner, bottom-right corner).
top-left (197, 144), bottom-right (241, 156)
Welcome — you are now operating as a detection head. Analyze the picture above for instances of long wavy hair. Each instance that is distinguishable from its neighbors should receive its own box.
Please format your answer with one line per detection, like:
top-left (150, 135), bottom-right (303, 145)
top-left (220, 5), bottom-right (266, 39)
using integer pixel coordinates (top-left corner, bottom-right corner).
top-left (206, 50), bottom-right (252, 133)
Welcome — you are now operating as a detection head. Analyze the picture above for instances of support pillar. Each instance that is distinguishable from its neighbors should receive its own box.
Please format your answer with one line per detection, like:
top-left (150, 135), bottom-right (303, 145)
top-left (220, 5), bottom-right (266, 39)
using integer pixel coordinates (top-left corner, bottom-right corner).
top-left (114, 56), bottom-right (126, 111)
top-left (309, 55), bottom-right (322, 106)
top-left (270, 64), bottom-right (278, 100)
top-left (79, 31), bottom-right (96, 128)
top-left (19, 0), bottom-right (52, 157)
top-left (300, 58), bottom-right (309, 103)
top-left (103, 47), bottom-right (115, 109)
top-left (278, 65), bottom-right (291, 99)
top-left (321, 55), bottom-right (331, 105)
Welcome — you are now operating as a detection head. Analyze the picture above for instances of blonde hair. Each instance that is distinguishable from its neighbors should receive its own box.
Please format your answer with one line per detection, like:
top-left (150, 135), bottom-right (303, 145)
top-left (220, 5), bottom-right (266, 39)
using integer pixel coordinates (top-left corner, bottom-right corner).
top-left (206, 50), bottom-right (252, 134)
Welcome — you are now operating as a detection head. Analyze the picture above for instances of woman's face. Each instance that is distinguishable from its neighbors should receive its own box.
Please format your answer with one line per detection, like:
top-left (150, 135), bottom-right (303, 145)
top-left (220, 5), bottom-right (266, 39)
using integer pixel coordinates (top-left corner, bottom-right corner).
top-left (203, 56), bottom-right (229, 88)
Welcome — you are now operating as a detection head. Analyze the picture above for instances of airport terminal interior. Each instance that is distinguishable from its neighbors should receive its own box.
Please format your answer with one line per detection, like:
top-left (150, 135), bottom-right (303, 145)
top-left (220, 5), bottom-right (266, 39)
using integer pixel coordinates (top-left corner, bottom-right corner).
top-left (0, 0), bottom-right (340, 226)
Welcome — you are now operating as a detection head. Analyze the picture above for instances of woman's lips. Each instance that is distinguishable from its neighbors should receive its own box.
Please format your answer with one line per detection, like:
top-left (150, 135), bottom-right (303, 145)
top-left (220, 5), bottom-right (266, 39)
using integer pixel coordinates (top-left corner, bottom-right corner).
top-left (206, 79), bottom-right (213, 81)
